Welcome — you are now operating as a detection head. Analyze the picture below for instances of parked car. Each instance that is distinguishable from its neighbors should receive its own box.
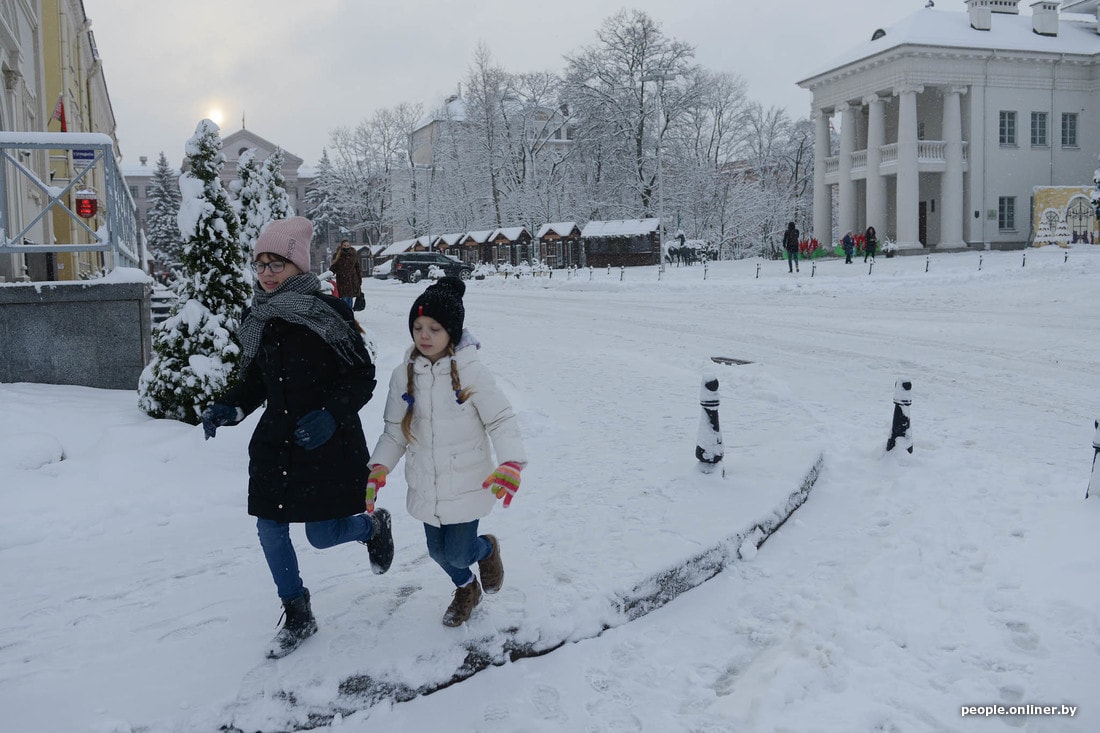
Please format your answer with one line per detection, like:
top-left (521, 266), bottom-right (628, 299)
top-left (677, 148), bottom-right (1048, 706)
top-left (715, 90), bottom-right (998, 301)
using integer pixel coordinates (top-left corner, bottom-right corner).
top-left (390, 252), bottom-right (473, 283)
top-left (371, 260), bottom-right (392, 280)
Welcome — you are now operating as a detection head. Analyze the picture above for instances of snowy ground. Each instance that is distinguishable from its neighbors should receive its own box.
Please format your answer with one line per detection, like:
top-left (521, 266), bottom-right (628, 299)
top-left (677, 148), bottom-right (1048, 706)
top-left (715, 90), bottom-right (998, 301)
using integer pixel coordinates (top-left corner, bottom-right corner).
top-left (1, 246), bottom-right (1098, 732)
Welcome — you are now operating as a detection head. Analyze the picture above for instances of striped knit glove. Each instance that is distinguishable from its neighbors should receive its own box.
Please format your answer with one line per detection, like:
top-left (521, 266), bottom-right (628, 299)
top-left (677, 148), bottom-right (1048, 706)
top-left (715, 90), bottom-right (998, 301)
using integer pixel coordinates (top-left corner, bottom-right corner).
top-left (482, 461), bottom-right (523, 508)
top-left (365, 464), bottom-right (388, 515)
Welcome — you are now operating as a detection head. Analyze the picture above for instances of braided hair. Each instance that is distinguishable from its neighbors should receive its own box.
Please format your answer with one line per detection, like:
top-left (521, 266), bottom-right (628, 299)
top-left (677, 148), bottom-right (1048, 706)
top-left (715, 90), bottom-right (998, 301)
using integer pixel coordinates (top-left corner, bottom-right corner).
top-left (400, 343), bottom-right (474, 443)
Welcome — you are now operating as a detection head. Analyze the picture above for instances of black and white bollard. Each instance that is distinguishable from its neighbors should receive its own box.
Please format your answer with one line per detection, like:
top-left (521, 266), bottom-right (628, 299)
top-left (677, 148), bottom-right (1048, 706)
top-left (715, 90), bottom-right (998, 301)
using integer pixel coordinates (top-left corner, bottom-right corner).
top-left (886, 379), bottom-right (913, 454)
top-left (695, 374), bottom-right (724, 475)
top-left (1087, 420), bottom-right (1100, 499)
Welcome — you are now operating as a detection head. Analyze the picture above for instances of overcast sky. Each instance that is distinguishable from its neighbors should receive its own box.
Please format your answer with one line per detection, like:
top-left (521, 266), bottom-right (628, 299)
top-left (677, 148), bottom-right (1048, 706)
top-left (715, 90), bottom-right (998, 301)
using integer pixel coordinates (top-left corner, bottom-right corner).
top-left (84, 0), bottom-right (935, 169)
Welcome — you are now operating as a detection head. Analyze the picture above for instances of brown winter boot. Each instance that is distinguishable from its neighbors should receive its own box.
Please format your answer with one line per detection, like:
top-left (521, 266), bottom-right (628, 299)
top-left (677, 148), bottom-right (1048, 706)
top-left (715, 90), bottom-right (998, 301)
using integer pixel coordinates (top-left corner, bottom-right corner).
top-left (442, 578), bottom-right (482, 627)
top-left (478, 534), bottom-right (503, 594)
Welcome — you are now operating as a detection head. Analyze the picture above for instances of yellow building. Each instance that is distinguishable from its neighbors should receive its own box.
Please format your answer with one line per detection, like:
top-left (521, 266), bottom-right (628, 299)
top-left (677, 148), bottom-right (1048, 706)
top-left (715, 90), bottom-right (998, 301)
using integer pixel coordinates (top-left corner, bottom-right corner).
top-left (1030, 186), bottom-right (1097, 248)
top-left (36, 0), bottom-right (122, 281)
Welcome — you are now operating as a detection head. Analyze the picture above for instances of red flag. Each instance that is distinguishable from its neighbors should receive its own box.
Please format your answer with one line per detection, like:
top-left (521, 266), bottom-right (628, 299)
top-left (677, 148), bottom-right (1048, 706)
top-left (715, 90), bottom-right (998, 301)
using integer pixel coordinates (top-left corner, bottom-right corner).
top-left (50, 93), bottom-right (67, 132)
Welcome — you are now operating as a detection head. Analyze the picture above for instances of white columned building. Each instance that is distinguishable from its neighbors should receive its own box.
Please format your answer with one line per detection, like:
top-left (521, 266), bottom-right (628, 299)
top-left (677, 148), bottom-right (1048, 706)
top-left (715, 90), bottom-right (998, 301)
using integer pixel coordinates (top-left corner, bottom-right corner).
top-left (798, 0), bottom-right (1100, 251)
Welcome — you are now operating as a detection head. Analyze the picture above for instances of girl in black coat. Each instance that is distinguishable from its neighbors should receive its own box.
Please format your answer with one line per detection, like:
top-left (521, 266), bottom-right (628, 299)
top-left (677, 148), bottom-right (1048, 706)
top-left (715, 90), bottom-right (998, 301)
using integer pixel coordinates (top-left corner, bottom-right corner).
top-left (864, 226), bottom-right (878, 262)
top-left (201, 217), bottom-right (393, 659)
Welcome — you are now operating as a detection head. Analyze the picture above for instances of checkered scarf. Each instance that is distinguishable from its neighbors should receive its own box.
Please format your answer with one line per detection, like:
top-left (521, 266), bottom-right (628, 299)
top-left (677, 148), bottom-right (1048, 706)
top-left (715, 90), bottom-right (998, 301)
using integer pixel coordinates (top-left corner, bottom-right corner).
top-left (237, 273), bottom-right (365, 370)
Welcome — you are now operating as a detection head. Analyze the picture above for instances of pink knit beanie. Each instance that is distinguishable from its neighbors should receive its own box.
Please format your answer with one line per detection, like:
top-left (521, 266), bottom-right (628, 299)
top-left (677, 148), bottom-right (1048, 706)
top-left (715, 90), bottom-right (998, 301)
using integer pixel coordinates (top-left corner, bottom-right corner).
top-left (254, 217), bottom-right (312, 273)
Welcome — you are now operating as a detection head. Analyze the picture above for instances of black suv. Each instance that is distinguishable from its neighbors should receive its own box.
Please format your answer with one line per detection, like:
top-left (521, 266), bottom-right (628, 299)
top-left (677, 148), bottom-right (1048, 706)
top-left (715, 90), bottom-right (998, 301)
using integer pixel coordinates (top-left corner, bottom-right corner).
top-left (390, 252), bottom-right (473, 283)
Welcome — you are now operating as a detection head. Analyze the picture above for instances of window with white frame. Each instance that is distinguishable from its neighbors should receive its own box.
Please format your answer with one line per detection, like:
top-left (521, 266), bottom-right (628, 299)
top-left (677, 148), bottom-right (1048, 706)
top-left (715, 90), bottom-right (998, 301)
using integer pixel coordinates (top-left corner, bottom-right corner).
top-left (999, 111), bottom-right (1016, 146)
top-left (1061, 113), bottom-right (1078, 147)
top-left (998, 196), bottom-right (1016, 230)
top-left (1030, 112), bottom-right (1047, 146)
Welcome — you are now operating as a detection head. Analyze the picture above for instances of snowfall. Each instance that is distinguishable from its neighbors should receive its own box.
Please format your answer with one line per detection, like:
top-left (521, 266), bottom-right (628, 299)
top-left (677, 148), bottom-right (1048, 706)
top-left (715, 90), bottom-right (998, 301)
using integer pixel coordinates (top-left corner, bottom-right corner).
top-left (1, 245), bottom-right (1098, 733)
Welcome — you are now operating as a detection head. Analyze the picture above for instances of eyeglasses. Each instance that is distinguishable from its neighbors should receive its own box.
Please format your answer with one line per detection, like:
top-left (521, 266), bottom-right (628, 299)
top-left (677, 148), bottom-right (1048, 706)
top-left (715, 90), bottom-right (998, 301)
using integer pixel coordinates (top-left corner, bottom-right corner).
top-left (252, 260), bottom-right (287, 273)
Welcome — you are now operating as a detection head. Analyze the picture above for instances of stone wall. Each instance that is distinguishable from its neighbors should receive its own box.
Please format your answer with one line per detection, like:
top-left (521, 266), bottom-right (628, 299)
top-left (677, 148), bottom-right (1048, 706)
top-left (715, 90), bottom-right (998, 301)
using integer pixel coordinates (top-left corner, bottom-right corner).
top-left (0, 281), bottom-right (151, 390)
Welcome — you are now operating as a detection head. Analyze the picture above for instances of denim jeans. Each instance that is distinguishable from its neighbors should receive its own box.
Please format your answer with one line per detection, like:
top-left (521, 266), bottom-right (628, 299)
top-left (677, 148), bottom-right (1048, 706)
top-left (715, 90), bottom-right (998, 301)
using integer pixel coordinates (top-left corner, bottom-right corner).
top-left (257, 515), bottom-right (372, 600)
top-left (423, 520), bottom-right (492, 586)
top-left (787, 250), bottom-right (799, 271)
top-left (341, 296), bottom-right (354, 308)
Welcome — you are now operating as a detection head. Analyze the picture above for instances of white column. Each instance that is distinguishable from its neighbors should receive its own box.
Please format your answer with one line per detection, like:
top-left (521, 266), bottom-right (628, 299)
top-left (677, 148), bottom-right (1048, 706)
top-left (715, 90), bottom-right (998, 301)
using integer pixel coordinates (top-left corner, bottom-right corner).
top-left (939, 85), bottom-right (967, 249)
top-left (813, 108), bottom-right (833, 245)
top-left (837, 103), bottom-right (857, 238)
top-left (864, 94), bottom-right (887, 238)
top-left (895, 85), bottom-right (923, 249)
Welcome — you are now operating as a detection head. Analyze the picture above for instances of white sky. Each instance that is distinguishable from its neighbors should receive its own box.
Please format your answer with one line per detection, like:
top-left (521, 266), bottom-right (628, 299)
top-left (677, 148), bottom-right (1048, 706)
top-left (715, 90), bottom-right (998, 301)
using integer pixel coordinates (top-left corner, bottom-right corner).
top-left (82, 0), bottom-right (930, 168)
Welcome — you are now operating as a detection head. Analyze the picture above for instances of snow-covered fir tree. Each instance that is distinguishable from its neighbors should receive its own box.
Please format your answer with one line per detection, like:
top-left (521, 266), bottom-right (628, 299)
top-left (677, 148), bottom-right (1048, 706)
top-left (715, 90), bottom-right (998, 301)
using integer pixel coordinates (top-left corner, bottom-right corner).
top-left (144, 152), bottom-right (182, 266)
top-left (262, 147), bottom-right (292, 221)
top-left (138, 120), bottom-right (249, 424)
top-left (233, 148), bottom-right (265, 258)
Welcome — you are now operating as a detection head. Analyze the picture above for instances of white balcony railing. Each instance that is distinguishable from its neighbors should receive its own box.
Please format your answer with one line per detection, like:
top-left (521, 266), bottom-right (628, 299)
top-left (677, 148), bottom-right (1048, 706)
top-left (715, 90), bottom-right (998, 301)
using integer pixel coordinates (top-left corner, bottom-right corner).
top-left (825, 141), bottom-right (969, 178)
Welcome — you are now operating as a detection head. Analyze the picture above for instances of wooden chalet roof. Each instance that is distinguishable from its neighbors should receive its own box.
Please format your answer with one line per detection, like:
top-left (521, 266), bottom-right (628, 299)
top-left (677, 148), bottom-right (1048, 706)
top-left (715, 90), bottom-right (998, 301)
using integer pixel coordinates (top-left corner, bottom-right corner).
top-left (581, 218), bottom-right (660, 238)
top-left (460, 229), bottom-right (495, 245)
top-left (536, 221), bottom-right (579, 239)
top-left (489, 226), bottom-right (531, 244)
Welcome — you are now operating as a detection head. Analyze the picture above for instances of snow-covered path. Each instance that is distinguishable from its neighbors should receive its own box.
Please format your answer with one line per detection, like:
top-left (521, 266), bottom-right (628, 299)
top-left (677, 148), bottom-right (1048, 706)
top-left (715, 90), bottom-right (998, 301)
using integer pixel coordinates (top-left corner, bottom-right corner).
top-left (1, 247), bottom-right (1097, 732)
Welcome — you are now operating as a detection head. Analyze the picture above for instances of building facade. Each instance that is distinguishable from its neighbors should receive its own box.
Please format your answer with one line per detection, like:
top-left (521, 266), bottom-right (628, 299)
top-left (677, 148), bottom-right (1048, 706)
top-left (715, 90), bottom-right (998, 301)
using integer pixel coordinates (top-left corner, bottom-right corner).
top-left (0, 1), bottom-right (47, 282)
top-left (124, 127), bottom-right (315, 270)
top-left (798, 0), bottom-right (1100, 251)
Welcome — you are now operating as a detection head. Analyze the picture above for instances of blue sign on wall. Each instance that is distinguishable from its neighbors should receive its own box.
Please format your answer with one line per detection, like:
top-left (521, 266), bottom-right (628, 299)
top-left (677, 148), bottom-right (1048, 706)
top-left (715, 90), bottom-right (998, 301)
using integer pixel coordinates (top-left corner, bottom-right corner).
top-left (72, 149), bottom-right (95, 161)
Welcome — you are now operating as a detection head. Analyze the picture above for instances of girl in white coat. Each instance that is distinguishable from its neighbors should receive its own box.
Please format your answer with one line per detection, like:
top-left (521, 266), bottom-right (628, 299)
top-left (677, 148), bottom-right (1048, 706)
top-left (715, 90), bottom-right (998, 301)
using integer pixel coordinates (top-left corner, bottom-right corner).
top-left (369, 277), bottom-right (526, 626)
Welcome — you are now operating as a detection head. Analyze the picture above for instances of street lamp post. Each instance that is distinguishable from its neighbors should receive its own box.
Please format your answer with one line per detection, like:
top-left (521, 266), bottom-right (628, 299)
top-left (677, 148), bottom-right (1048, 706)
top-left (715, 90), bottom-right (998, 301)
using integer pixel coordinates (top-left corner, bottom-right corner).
top-left (642, 71), bottom-right (678, 272)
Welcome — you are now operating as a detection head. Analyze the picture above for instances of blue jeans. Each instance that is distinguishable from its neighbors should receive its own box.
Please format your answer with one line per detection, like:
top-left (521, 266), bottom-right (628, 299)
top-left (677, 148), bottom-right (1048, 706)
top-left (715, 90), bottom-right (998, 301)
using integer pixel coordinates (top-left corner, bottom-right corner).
top-left (424, 520), bottom-right (492, 586)
top-left (257, 515), bottom-right (372, 600)
top-left (341, 296), bottom-right (354, 308)
top-left (787, 250), bottom-right (799, 271)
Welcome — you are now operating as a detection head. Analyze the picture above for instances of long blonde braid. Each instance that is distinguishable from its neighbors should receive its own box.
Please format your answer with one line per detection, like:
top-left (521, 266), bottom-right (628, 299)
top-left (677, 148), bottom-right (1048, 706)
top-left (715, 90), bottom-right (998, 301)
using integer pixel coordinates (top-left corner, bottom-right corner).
top-left (400, 344), bottom-right (474, 443)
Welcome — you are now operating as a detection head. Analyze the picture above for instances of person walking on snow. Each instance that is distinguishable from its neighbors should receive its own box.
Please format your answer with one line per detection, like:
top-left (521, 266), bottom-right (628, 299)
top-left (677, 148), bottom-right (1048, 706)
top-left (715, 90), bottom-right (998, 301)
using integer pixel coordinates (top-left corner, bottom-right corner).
top-left (783, 221), bottom-right (800, 273)
top-left (864, 226), bottom-right (878, 263)
top-left (331, 239), bottom-right (362, 310)
top-left (200, 216), bottom-right (394, 660)
top-left (842, 231), bottom-right (855, 264)
top-left (369, 277), bottom-right (527, 627)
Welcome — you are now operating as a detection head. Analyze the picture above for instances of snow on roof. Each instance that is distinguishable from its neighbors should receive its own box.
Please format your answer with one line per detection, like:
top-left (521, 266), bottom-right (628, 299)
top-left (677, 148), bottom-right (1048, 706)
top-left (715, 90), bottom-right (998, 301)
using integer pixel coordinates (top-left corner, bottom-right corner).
top-left (380, 238), bottom-right (417, 256)
top-left (537, 222), bottom-right (578, 238)
top-left (370, 244), bottom-right (387, 255)
top-left (800, 7), bottom-right (1100, 84)
top-left (1063, 0), bottom-right (1100, 13)
top-left (491, 226), bottom-right (529, 242)
top-left (437, 232), bottom-right (465, 246)
top-left (461, 229), bottom-right (494, 244)
top-left (0, 131), bottom-right (115, 146)
top-left (581, 218), bottom-right (660, 237)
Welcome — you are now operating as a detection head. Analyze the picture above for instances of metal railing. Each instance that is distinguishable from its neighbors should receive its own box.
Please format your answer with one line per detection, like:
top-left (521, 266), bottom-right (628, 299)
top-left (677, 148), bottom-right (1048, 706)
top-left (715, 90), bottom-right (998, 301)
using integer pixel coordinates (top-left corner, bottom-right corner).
top-left (0, 132), bottom-right (139, 268)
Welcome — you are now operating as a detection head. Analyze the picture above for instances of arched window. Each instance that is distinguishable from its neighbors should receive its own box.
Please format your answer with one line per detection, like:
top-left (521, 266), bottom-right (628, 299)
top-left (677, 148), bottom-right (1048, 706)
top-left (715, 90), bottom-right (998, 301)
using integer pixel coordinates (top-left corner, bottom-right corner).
top-left (1066, 197), bottom-right (1093, 243)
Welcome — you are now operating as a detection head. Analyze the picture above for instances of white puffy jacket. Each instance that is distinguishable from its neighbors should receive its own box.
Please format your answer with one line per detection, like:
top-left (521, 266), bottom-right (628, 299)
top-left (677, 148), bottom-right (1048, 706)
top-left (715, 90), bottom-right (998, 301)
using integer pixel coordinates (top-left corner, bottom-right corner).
top-left (371, 332), bottom-right (527, 527)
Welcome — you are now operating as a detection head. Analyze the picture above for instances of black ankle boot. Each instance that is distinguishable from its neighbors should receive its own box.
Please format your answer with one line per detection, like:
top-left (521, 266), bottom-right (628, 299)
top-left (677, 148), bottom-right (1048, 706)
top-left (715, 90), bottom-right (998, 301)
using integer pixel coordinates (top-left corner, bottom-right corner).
top-left (363, 508), bottom-right (394, 575)
top-left (266, 589), bottom-right (318, 659)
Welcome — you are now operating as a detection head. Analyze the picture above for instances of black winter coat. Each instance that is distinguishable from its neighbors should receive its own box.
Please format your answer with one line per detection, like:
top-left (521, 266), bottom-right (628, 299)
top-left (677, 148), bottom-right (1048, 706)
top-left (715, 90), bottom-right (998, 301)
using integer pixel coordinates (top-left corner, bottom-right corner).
top-left (220, 294), bottom-right (376, 522)
top-left (783, 227), bottom-right (800, 253)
